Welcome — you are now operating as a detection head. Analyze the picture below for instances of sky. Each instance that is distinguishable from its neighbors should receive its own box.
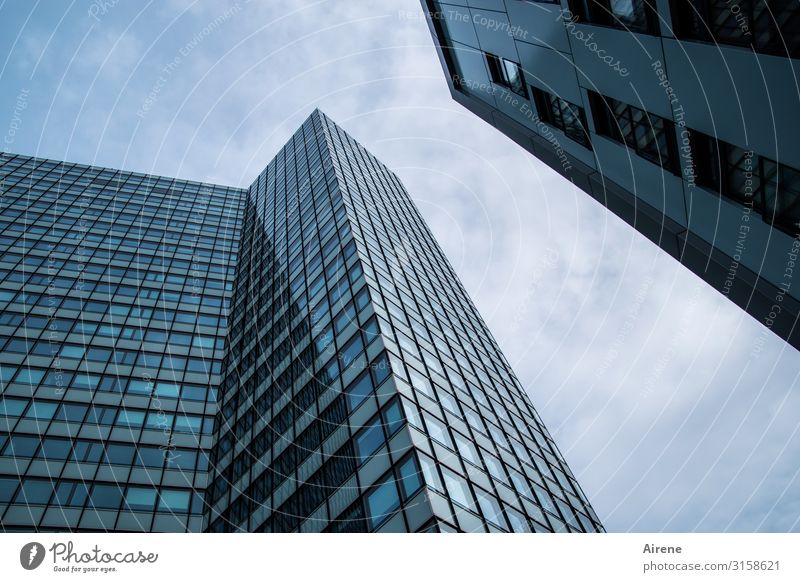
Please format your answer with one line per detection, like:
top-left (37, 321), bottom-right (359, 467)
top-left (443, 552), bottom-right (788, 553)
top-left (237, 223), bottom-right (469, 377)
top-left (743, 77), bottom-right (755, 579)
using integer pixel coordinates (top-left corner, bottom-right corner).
top-left (1, 0), bottom-right (799, 533)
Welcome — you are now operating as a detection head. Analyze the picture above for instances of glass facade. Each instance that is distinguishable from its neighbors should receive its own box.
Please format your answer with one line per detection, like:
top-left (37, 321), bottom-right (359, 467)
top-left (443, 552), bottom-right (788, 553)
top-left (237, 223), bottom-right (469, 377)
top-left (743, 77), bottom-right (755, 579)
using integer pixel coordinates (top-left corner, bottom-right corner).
top-left (1, 110), bottom-right (602, 533)
top-left (205, 110), bottom-right (603, 533)
top-left (0, 153), bottom-right (245, 531)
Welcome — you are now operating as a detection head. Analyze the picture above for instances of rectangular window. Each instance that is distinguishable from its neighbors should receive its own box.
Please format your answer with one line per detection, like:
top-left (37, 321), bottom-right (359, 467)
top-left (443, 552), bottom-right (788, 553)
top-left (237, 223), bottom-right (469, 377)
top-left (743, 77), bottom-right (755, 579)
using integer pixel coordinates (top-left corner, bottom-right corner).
top-left (692, 131), bottom-right (800, 235)
top-left (38, 439), bottom-right (71, 461)
top-left (423, 413), bottom-right (453, 449)
top-left (16, 479), bottom-right (54, 505)
top-left (174, 415), bottom-right (201, 433)
top-left (476, 489), bottom-right (507, 529)
top-left (90, 484), bottom-right (123, 510)
top-left (365, 475), bottom-right (401, 529)
top-left (397, 455), bottom-right (423, 500)
top-left (442, 467), bottom-right (475, 510)
top-left (531, 87), bottom-right (591, 148)
top-left (346, 371), bottom-right (373, 412)
top-left (158, 489), bottom-right (190, 512)
top-left (486, 53), bottom-right (527, 98)
top-left (568, 0), bottom-right (660, 35)
top-left (0, 398), bottom-right (28, 418)
top-left (4, 435), bottom-right (40, 457)
top-left (355, 417), bottom-right (385, 462)
top-left (25, 400), bottom-right (57, 420)
top-left (116, 410), bottom-right (145, 428)
top-left (670, 0), bottom-right (800, 58)
top-left (340, 334), bottom-right (364, 369)
top-left (589, 92), bottom-right (679, 173)
top-left (125, 487), bottom-right (157, 511)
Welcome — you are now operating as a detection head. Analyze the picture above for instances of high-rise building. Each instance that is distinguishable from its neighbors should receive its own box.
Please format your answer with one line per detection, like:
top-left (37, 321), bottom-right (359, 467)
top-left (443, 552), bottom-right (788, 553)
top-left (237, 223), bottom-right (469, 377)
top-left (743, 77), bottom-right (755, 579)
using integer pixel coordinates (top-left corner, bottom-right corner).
top-left (0, 153), bottom-right (246, 531)
top-left (421, 0), bottom-right (800, 349)
top-left (1, 110), bottom-right (603, 533)
top-left (206, 110), bottom-right (602, 533)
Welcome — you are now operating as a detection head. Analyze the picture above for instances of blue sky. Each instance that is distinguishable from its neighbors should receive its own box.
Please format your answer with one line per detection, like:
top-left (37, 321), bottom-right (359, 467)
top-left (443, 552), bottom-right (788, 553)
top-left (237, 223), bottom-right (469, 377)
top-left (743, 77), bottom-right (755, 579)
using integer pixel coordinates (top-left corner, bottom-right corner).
top-left (1, 0), bottom-right (799, 532)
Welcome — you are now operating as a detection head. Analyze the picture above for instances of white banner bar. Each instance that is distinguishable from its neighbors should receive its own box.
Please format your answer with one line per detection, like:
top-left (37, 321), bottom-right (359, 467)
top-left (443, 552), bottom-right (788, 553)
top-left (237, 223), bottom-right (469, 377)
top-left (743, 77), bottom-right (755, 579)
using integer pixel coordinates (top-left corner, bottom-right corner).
top-left (1, 533), bottom-right (797, 581)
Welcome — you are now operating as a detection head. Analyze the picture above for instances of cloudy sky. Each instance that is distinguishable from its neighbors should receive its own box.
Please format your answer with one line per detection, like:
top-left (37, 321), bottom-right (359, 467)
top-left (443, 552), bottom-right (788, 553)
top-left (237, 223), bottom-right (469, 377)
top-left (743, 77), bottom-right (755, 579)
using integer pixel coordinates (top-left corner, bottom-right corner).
top-left (2, 0), bottom-right (799, 532)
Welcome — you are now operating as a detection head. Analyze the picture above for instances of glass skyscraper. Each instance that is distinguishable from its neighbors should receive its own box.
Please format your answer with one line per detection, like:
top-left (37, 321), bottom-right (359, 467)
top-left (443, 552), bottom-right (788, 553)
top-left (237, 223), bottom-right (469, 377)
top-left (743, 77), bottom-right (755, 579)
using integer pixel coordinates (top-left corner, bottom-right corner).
top-left (421, 0), bottom-right (800, 350)
top-left (1, 110), bottom-right (602, 533)
top-left (0, 154), bottom-right (245, 531)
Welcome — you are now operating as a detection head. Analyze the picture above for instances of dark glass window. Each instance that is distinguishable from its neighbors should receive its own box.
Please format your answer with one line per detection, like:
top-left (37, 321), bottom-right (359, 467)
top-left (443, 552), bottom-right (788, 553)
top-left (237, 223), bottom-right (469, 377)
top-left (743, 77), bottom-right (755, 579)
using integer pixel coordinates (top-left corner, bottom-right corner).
top-left (315, 325), bottom-right (334, 357)
top-left (354, 287), bottom-right (370, 311)
top-left (693, 131), bottom-right (800, 235)
top-left (87, 406), bottom-right (116, 426)
top-left (54, 403), bottom-right (87, 424)
top-left (340, 334), bottom-right (364, 369)
top-left (531, 87), bottom-right (591, 148)
top-left (39, 438), bottom-right (72, 460)
top-left (117, 410), bottom-right (145, 428)
top-left (365, 475), bottom-right (401, 529)
top-left (589, 92), bottom-right (679, 173)
top-left (125, 487), bottom-right (157, 511)
top-left (370, 352), bottom-right (391, 386)
top-left (72, 441), bottom-right (103, 463)
top-left (568, 0), bottom-right (660, 34)
top-left (168, 449), bottom-right (197, 471)
top-left (174, 415), bottom-right (201, 434)
top-left (58, 482), bottom-right (89, 507)
top-left (486, 53), bottom-right (527, 97)
top-left (86, 347), bottom-right (112, 362)
top-left (16, 479), bottom-right (54, 505)
top-left (477, 489), bottom-right (507, 529)
top-left (0, 398), bottom-right (27, 417)
top-left (355, 418), bottom-right (384, 461)
top-left (670, 0), bottom-right (800, 58)
top-left (442, 467), bottom-right (475, 510)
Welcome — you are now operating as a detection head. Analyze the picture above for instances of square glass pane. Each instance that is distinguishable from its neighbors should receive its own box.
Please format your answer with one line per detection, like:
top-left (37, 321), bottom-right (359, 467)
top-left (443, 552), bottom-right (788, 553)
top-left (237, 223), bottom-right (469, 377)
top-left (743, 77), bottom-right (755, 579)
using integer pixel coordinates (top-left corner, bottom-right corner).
top-left (345, 371), bottom-right (373, 412)
top-left (25, 400), bottom-right (58, 420)
top-left (125, 487), bottom-right (157, 511)
top-left (174, 415), bottom-right (201, 433)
